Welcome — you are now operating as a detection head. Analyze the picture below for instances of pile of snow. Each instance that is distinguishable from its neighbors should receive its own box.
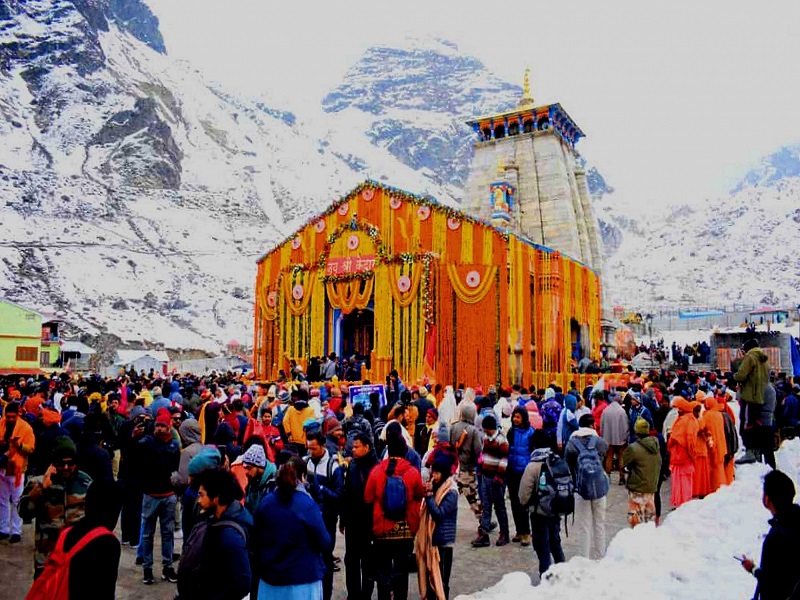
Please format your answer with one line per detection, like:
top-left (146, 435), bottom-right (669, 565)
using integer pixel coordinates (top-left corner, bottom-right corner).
top-left (456, 439), bottom-right (800, 600)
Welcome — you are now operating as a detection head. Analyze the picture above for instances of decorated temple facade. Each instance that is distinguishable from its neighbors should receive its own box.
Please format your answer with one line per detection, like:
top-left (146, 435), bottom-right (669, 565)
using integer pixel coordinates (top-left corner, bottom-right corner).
top-left (462, 69), bottom-right (603, 271)
top-left (253, 181), bottom-right (601, 389)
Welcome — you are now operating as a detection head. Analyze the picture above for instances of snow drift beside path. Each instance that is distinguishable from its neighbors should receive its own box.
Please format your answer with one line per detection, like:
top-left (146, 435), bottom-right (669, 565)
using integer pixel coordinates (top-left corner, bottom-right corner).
top-left (457, 439), bottom-right (800, 600)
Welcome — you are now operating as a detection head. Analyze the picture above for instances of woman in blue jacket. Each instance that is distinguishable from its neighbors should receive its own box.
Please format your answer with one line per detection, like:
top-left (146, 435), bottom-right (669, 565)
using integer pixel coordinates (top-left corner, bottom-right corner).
top-left (253, 459), bottom-right (332, 600)
top-left (507, 406), bottom-right (535, 546)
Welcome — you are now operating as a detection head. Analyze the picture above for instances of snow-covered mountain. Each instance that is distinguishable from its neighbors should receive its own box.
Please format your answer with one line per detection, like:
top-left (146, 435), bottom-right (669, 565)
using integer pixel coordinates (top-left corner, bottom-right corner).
top-left (0, 0), bottom-right (449, 351)
top-left (604, 178), bottom-right (800, 309)
top-left (1, 2), bottom-right (798, 352)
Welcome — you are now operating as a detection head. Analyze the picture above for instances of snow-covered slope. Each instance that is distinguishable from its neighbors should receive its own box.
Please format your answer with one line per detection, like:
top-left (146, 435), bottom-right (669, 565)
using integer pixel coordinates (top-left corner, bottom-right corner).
top-left (605, 179), bottom-right (800, 309)
top-left (457, 438), bottom-right (800, 600)
top-left (0, 0), bottom-right (433, 351)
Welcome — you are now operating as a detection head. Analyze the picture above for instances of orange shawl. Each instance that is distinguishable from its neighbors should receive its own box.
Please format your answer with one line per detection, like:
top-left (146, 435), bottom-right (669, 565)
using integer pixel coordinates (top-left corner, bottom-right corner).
top-left (701, 396), bottom-right (727, 463)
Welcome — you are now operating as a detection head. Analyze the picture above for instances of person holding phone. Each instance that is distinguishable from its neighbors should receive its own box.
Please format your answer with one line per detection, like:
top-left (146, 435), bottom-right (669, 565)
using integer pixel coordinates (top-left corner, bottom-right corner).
top-left (20, 435), bottom-right (92, 578)
top-left (739, 470), bottom-right (800, 599)
top-left (0, 402), bottom-right (35, 544)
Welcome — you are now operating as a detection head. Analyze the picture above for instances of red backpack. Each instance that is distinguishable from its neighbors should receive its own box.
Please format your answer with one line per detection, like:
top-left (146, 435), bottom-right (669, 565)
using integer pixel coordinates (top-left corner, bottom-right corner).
top-left (25, 526), bottom-right (114, 600)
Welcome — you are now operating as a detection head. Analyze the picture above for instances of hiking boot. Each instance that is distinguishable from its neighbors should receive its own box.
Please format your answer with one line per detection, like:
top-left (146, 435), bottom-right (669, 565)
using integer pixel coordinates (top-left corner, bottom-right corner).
top-left (520, 534), bottom-right (531, 547)
top-left (135, 556), bottom-right (144, 566)
top-left (143, 568), bottom-right (155, 585)
top-left (735, 449), bottom-right (757, 465)
top-left (162, 566), bottom-right (178, 583)
top-left (511, 533), bottom-right (523, 543)
top-left (495, 533), bottom-right (510, 547)
top-left (471, 530), bottom-right (490, 548)
top-left (9, 534), bottom-right (21, 544)
top-left (0, 532), bottom-right (8, 542)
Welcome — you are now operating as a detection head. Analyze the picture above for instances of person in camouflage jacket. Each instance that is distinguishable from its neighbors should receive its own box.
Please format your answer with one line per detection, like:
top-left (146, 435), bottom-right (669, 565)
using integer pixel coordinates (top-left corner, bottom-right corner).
top-left (19, 436), bottom-right (92, 577)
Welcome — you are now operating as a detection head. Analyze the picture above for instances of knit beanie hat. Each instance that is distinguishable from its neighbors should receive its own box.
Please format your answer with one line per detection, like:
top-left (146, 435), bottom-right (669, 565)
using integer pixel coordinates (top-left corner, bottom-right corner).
top-left (322, 415), bottom-right (342, 436)
top-left (241, 444), bottom-right (267, 469)
top-left (634, 418), bottom-right (650, 436)
top-left (426, 408), bottom-right (439, 420)
top-left (437, 421), bottom-right (449, 442)
top-left (156, 407), bottom-right (172, 427)
top-left (52, 436), bottom-right (78, 461)
top-left (188, 447), bottom-right (222, 476)
top-left (431, 454), bottom-right (454, 477)
top-left (482, 414), bottom-right (497, 430)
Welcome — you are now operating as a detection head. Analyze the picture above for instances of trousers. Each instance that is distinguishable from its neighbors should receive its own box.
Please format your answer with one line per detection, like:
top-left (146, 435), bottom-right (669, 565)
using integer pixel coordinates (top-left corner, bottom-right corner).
top-left (0, 474), bottom-right (23, 536)
top-left (141, 494), bottom-right (176, 570)
top-left (505, 470), bottom-right (530, 536)
top-left (373, 539), bottom-right (413, 600)
top-left (344, 527), bottom-right (374, 600)
top-left (478, 476), bottom-right (509, 535)
top-left (573, 496), bottom-right (606, 559)
top-left (529, 513), bottom-right (565, 575)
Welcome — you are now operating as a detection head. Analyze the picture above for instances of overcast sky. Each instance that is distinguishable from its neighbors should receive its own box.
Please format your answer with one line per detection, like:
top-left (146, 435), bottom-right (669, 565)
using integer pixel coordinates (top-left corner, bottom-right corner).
top-left (147, 0), bottom-right (800, 207)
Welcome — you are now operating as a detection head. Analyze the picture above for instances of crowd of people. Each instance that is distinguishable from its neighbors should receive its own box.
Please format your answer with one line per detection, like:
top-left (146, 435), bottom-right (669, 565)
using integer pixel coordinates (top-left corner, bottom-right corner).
top-left (1, 336), bottom-right (799, 599)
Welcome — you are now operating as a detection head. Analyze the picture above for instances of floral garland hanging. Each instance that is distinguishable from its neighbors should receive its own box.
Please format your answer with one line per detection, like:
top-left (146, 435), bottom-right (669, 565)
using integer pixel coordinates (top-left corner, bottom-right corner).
top-left (258, 179), bottom-right (508, 266)
top-left (446, 264), bottom-right (497, 304)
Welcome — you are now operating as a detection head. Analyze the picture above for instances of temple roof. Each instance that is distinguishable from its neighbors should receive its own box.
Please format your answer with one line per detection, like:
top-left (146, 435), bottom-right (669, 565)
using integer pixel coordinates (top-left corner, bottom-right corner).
top-left (256, 180), bottom-right (597, 274)
top-left (465, 102), bottom-right (585, 139)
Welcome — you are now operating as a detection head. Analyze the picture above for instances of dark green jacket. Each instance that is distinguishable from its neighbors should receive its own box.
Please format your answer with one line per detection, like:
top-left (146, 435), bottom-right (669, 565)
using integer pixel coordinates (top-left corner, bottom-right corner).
top-left (622, 436), bottom-right (661, 494)
top-left (735, 347), bottom-right (769, 405)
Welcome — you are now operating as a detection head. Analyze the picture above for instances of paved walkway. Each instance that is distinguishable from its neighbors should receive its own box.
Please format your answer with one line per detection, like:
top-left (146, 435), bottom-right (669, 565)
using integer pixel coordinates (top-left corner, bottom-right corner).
top-left (0, 474), bottom-right (671, 599)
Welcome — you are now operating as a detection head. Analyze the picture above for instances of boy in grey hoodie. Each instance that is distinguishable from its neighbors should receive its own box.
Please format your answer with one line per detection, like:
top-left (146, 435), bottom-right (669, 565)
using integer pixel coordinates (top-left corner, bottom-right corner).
top-left (450, 401), bottom-right (483, 521)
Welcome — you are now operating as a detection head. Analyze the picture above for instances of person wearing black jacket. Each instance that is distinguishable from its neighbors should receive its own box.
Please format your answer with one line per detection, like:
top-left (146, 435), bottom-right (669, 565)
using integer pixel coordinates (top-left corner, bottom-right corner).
top-left (117, 407), bottom-right (149, 547)
top-left (77, 412), bottom-right (114, 484)
top-left (136, 408), bottom-right (180, 585)
top-left (342, 434), bottom-right (378, 600)
top-left (741, 470), bottom-right (800, 599)
top-left (62, 480), bottom-right (122, 600)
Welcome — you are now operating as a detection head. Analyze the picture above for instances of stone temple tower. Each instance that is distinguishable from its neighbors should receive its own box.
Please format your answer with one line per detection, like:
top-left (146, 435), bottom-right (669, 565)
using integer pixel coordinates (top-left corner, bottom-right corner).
top-left (463, 69), bottom-right (603, 272)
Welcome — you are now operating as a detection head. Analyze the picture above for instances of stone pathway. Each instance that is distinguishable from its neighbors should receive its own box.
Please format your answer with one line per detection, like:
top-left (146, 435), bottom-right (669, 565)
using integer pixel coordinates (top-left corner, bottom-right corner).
top-left (0, 475), bottom-right (671, 599)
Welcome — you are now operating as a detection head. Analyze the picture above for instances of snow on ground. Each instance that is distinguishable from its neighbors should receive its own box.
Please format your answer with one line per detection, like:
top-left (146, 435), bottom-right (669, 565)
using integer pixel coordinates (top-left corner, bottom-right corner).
top-left (457, 439), bottom-right (800, 600)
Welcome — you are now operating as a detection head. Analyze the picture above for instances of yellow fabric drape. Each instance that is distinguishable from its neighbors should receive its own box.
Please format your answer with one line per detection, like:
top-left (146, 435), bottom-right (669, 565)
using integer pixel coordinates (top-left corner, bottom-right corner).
top-left (282, 270), bottom-right (314, 316)
top-left (446, 265), bottom-right (497, 304)
top-left (326, 278), bottom-right (374, 314)
top-left (257, 260), bottom-right (278, 321)
top-left (481, 227), bottom-right (494, 265)
top-left (388, 262), bottom-right (423, 308)
top-left (432, 211), bottom-right (447, 259)
top-left (460, 221), bottom-right (473, 263)
top-left (374, 265), bottom-right (392, 356)
top-left (310, 275), bottom-right (325, 356)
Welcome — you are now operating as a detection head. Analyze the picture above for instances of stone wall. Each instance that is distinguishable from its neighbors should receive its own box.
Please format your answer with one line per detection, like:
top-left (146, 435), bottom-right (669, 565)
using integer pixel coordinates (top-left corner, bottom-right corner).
top-left (462, 130), bottom-right (602, 271)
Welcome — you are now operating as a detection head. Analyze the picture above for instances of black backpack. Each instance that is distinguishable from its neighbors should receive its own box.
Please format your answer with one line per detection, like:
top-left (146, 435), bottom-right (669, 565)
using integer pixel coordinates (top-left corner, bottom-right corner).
top-left (177, 518), bottom-right (246, 598)
top-left (531, 451), bottom-right (575, 518)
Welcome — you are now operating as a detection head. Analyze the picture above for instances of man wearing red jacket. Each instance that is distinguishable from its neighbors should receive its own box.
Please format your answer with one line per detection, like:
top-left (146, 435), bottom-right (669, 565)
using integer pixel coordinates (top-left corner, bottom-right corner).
top-left (364, 422), bottom-right (424, 600)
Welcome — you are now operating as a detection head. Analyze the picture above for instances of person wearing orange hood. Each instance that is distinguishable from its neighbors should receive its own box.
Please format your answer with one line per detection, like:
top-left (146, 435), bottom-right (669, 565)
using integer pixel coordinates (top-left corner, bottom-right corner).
top-left (667, 398), bottom-right (698, 507)
top-left (692, 398), bottom-right (712, 499)
top-left (700, 393), bottom-right (727, 493)
top-left (0, 402), bottom-right (35, 543)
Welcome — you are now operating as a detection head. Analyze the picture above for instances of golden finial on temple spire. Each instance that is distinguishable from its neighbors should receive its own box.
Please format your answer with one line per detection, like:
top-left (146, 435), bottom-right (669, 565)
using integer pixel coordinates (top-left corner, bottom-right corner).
top-left (518, 67), bottom-right (534, 108)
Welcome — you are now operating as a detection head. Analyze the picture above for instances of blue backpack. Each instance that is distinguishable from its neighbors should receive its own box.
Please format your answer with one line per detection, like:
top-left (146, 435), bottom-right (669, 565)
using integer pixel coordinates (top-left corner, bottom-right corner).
top-left (382, 459), bottom-right (407, 522)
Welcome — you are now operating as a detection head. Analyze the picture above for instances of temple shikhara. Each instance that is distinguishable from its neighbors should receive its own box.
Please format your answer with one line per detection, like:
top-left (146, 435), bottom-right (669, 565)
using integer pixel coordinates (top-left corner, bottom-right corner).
top-left (253, 71), bottom-right (603, 388)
